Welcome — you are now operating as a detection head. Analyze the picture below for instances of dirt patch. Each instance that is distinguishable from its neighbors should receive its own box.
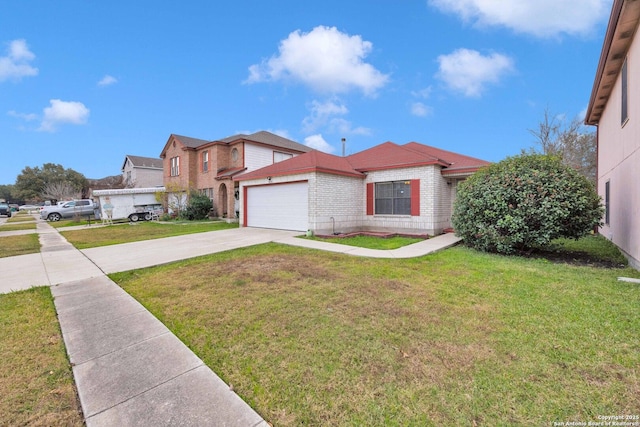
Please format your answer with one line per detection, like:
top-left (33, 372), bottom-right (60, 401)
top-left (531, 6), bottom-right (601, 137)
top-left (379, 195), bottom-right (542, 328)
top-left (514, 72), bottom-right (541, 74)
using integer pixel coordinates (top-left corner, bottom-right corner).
top-left (522, 249), bottom-right (627, 269)
top-left (203, 254), bottom-right (342, 286)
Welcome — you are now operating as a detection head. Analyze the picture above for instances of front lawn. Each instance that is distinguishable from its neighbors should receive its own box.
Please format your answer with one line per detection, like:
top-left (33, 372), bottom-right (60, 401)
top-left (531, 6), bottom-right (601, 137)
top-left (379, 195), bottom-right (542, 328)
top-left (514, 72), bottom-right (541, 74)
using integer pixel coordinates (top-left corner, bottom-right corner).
top-left (0, 234), bottom-right (41, 258)
top-left (303, 234), bottom-right (424, 250)
top-left (0, 222), bottom-right (38, 232)
top-left (62, 220), bottom-right (239, 249)
top-left (111, 240), bottom-right (640, 426)
top-left (7, 214), bottom-right (36, 223)
top-left (0, 287), bottom-right (83, 425)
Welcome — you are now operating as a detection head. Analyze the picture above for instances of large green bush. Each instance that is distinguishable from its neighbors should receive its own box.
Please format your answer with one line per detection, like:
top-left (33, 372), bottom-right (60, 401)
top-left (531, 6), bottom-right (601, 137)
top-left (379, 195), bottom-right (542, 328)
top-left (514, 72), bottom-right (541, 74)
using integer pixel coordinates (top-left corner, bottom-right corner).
top-left (181, 191), bottom-right (213, 220)
top-left (452, 154), bottom-right (603, 254)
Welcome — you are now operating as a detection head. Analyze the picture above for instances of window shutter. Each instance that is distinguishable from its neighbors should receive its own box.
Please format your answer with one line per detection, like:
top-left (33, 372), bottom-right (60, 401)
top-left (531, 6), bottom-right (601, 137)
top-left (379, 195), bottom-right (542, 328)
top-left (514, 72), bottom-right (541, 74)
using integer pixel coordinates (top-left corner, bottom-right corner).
top-left (366, 183), bottom-right (374, 215)
top-left (411, 180), bottom-right (420, 216)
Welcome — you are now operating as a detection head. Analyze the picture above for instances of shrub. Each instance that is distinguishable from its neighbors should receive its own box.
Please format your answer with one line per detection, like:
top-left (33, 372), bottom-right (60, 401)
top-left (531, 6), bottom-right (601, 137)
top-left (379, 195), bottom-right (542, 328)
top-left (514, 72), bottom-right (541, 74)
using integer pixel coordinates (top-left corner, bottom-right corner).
top-left (181, 192), bottom-right (213, 220)
top-left (452, 154), bottom-right (603, 254)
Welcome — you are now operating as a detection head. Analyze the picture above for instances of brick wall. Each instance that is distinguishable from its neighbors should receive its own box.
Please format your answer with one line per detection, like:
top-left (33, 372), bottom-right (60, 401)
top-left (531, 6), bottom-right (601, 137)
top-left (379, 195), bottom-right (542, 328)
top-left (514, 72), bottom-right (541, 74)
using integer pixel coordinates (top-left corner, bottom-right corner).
top-left (239, 165), bottom-right (456, 235)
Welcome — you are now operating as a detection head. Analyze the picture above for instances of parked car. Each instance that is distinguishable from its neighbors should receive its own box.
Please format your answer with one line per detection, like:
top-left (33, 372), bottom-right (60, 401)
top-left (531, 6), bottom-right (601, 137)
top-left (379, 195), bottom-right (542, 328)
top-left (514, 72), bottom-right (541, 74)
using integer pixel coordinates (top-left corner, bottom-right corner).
top-left (8, 204), bottom-right (19, 212)
top-left (0, 202), bottom-right (12, 217)
top-left (19, 204), bottom-right (40, 212)
top-left (40, 199), bottom-right (96, 221)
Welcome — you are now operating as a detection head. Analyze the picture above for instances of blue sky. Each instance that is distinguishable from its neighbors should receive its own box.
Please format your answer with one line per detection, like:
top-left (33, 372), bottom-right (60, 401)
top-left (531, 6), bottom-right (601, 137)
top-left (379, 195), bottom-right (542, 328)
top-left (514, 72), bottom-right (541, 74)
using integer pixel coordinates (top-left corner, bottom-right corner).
top-left (1, 0), bottom-right (612, 185)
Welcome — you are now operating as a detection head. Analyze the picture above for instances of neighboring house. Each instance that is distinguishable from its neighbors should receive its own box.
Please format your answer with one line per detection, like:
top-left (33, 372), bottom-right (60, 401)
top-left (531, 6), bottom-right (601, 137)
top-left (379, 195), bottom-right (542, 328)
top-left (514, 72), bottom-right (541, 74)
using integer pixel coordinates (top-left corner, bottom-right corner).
top-left (121, 155), bottom-right (164, 188)
top-left (159, 131), bottom-right (312, 218)
top-left (585, 0), bottom-right (640, 269)
top-left (235, 141), bottom-right (490, 235)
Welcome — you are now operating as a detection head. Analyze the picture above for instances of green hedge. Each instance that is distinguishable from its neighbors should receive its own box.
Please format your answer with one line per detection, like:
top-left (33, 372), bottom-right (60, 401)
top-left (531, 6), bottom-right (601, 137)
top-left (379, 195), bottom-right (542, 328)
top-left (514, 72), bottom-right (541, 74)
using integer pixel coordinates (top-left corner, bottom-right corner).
top-left (452, 154), bottom-right (603, 254)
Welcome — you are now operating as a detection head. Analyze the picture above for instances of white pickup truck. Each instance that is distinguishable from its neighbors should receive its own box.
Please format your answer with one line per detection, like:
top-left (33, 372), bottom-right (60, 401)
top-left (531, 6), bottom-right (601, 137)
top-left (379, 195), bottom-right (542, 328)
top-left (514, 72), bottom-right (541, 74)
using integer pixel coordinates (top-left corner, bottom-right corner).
top-left (40, 199), bottom-right (96, 221)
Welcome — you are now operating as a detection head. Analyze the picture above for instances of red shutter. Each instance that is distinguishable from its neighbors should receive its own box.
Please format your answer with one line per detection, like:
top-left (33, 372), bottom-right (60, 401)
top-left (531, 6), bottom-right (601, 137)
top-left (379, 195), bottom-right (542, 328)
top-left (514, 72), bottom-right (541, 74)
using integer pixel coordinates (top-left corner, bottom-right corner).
top-left (366, 183), bottom-right (374, 215)
top-left (411, 180), bottom-right (420, 216)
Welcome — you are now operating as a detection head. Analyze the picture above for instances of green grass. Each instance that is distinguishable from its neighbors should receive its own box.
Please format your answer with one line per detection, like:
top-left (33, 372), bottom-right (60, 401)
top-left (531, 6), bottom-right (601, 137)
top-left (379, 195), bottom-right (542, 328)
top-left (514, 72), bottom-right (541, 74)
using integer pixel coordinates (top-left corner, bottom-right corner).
top-left (0, 222), bottom-right (38, 232)
top-left (62, 220), bottom-right (239, 249)
top-left (48, 217), bottom-right (110, 228)
top-left (0, 234), bottom-right (41, 258)
top-left (0, 287), bottom-right (83, 426)
top-left (7, 213), bottom-right (36, 222)
top-left (111, 238), bottom-right (640, 426)
top-left (303, 234), bottom-right (424, 249)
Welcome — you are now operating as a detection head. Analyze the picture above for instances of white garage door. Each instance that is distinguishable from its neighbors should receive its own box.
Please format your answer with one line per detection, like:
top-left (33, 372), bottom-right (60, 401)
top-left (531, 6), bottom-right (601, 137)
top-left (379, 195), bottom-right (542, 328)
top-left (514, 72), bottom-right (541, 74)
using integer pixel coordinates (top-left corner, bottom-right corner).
top-left (246, 182), bottom-right (309, 231)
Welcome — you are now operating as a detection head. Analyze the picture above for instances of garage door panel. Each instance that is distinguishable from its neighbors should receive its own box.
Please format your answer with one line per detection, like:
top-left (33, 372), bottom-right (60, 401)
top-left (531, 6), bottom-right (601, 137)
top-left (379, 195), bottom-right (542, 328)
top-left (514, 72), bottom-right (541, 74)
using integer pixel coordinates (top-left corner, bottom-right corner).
top-left (247, 182), bottom-right (308, 231)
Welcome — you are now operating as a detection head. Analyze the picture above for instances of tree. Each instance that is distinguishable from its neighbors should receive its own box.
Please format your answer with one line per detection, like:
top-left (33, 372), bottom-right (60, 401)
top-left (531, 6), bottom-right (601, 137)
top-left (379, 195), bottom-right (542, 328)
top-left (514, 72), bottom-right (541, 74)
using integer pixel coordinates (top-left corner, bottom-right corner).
top-left (14, 163), bottom-right (88, 202)
top-left (41, 181), bottom-right (81, 202)
top-left (0, 185), bottom-right (15, 203)
top-left (528, 108), bottom-right (597, 185)
top-left (452, 153), bottom-right (603, 255)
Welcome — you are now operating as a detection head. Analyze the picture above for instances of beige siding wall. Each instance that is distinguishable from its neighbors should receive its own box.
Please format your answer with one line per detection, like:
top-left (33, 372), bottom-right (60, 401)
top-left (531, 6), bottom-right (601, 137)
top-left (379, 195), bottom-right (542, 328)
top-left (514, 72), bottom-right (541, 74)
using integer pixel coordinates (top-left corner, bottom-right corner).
top-left (597, 29), bottom-right (640, 268)
top-left (130, 168), bottom-right (163, 188)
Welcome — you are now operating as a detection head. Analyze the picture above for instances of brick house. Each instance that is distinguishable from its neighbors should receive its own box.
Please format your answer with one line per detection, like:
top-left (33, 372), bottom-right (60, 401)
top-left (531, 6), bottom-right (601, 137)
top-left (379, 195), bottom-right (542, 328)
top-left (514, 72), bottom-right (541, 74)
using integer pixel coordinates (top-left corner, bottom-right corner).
top-left (235, 141), bottom-right (490, 235)
top-left (121, 155), bottom-right (164, 188)
top-left (159, 131), bottom-right (311, 218)
top-left (585, 0), bottom-right (640, 269)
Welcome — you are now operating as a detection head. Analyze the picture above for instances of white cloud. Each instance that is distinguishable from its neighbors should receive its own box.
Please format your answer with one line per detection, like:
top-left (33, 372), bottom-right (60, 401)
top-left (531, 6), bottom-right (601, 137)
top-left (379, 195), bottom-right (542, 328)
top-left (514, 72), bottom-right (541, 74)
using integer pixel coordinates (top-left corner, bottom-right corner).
top-left (436, 48), bottom-right (514, 97)
top-left (245, 26), bottom-right (389, 96)
top-left (428, 0), bottom-right (609, 38)
top-left (39, 99), bottom-right (90, 132)
top-left (7, 110), bottom-right (38, 121)
top-left (410, 102), bottom-right (433, 117)
top-left (98, 75), bottom-right (118, 86)
top-left (302, 99), bottom-right (371, 136)
top-left (578, 106), bottom-right (588, 121)
top-left (327, 118), bottom-right (371, 136)
top-left (0, 39), bottom-right (38, 82)
top-left (304, 134), bottom-right (335, 153)
top-left (302, 99), bottom-right (348, 133)
top-left (411, 87), bottom-right (432, 99)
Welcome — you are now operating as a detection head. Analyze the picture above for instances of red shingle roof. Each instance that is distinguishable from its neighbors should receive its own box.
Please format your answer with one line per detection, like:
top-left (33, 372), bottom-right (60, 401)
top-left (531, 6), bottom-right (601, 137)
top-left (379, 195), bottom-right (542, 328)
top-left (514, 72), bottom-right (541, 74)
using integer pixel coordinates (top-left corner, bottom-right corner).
top-left (235, 141), bottom-right (489, 181)
top-left (236, 150), bottom-right (364, 181)
top-left (347, 141), bottom-right (449, 171)
top-left (403, 142), bottom-right (490, 175)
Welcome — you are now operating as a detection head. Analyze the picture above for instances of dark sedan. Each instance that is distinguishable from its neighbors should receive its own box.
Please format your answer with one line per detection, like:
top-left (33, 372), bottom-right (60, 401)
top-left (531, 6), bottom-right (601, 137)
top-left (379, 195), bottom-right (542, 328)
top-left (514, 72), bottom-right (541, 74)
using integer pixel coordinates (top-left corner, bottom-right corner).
top-left (0, 202), bottom-right (12, 218)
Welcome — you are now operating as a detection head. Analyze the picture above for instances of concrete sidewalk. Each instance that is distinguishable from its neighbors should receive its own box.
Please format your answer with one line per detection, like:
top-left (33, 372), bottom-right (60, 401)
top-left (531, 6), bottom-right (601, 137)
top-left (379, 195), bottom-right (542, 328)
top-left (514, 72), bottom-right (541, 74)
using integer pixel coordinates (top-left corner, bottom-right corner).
top-left (0, 218), bottom-right (461, 426)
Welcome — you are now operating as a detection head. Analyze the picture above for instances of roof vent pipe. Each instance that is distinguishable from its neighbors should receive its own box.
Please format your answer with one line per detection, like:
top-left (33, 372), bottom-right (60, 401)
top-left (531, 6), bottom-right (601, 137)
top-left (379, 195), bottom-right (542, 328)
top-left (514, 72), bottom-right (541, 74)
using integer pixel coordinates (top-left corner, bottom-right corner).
top-left (341, 138), bottom-right (346, 157)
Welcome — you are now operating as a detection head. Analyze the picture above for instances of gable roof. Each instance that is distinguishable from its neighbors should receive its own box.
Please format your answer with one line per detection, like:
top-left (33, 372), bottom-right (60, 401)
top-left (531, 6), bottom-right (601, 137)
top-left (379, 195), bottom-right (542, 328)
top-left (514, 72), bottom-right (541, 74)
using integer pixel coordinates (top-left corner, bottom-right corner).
top-left (222, 131), bottom-right (312, 153)
top-left (121, 155), bottom-right (163, 171)
top-left (236, 150), bottom-right (364, 181)
top-left (586, 0), bottom-right (640, 125)
top-left (171, 134), bottom-right (210, 149)
top-left (236, 141), bottom-right (489, 181)
top-left (160, 131), bottom-right (311, 158)
top-left (403, 142), bottom-right (490, 175)
top-left (347, 141), bottom-right (450, 171)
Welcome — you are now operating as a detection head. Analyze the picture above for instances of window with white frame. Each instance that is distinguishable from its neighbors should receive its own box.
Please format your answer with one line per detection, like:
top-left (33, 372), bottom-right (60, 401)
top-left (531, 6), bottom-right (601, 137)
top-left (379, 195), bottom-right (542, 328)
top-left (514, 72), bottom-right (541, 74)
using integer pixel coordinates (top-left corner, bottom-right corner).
top-left (274, 151), bottom-right (293, 163)
top-left (202, 151), bottom-right (209, 172)
top-left (170, 156), bottom-right (180, 176)
top-left (375, 181), bottom-right (411, 215)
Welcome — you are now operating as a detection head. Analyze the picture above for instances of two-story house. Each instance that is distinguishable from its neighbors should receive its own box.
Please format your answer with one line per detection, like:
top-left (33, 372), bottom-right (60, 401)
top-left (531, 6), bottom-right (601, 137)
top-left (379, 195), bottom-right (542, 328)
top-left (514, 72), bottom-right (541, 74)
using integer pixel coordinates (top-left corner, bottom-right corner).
top-left (585, 0), bottom-right (640, 269)
top-left (159, 131), bottom-right (312, 218)
top-left (121, 155), bottom-right (164, 188)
